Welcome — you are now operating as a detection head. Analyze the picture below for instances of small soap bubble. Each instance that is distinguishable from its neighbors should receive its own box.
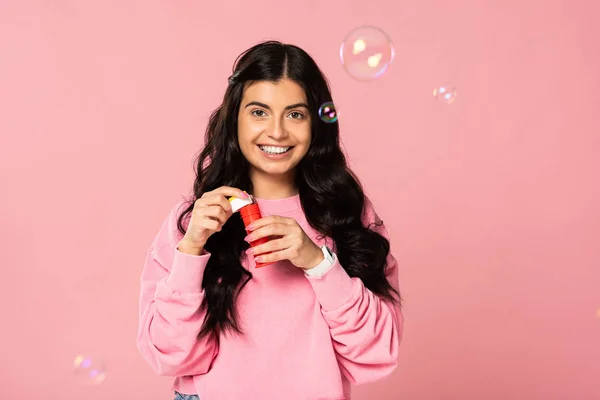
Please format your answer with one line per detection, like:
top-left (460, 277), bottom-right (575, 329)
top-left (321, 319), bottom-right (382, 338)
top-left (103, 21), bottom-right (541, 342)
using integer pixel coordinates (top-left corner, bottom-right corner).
top-left (318, 102), bottom-right (338, 123)
top-left (73, 355), bottom-right (106, 385)
top-left (433, 84), bottom-right (458, 104)
top-left (340, 26), bottom-right (394, 81)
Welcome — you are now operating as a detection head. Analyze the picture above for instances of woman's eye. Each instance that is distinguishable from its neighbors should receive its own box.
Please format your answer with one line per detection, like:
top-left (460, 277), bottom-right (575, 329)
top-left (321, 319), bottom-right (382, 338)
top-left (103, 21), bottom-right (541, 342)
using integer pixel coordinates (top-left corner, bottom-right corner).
top-left (252, 110), bottom-right (267, 117)
top-left (289, 111), bottom-right (304, 119)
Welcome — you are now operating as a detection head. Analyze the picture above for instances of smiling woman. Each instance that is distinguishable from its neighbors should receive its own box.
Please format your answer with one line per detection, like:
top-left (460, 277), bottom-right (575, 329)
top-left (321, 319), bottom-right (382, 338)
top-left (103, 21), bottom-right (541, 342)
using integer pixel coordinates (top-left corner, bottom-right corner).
top-left (237, 79), bottom-right (311, 180)
top-left (137, 41), bottom-right (403, 400)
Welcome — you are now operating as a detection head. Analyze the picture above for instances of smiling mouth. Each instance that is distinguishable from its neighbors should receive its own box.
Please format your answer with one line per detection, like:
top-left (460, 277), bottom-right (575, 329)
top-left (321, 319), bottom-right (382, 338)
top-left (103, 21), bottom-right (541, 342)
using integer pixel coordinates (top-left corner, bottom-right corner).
top-left (257, 145), bottom-right (294, 155)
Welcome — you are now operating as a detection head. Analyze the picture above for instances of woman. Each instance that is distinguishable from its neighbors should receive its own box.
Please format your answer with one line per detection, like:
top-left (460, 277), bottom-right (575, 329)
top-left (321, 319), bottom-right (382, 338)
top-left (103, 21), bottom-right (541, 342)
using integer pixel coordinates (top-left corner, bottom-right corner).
top-left (137, 40), bottom-right (403, 400)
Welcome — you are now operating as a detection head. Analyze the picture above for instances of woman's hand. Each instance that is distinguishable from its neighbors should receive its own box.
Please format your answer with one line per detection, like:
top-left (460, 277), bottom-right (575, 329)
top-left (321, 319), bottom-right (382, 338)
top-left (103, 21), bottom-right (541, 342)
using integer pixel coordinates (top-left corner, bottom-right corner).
top-left (244, 215), bottom-right (324, 270)
top-left (178, 186), bottom-right (248, 255)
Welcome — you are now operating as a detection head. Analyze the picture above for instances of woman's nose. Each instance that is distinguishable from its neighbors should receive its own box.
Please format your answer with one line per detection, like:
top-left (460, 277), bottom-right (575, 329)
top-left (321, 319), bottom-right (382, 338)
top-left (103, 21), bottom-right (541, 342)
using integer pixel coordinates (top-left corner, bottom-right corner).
top-left (268, 119), bottom-right (288, 139)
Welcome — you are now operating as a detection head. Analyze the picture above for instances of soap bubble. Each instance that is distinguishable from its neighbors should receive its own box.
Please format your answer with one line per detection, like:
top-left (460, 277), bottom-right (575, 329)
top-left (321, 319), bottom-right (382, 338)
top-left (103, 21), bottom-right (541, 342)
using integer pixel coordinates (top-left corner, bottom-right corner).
top-left (318, 102), bottom-right (338, 123)
top-left (340, 26), bottom-right (395, 81)
top-left (433, 84), bottom-right (457, 104)
top-left (73, 355), bottom-right (106, 385)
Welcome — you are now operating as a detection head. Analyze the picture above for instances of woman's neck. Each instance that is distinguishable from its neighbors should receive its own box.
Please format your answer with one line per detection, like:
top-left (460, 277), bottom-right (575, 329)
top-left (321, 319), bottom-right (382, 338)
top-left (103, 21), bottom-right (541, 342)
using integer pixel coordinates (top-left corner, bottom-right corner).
top-left (252, 184), bottom-right (298, 200)
top-left (249, 170), bottom-right (298, 200)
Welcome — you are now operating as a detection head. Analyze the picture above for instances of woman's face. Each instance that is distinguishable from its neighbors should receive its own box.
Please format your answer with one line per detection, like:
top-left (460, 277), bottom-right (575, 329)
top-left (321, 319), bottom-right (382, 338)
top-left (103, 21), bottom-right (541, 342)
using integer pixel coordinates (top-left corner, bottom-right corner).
top-left (237, 78), bottom-right (312, 181)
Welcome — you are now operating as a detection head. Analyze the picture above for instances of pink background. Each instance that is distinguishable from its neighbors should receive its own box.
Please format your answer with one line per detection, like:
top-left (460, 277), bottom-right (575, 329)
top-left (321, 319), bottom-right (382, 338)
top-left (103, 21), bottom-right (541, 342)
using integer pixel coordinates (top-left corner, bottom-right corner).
top-left (1, 0), bottom-right (599, 399)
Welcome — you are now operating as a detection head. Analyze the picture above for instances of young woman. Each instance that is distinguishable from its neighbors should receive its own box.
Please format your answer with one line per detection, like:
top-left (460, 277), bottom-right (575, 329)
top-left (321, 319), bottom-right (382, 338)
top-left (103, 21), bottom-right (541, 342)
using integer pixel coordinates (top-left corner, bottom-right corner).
top-left (137, 40), bottom-right (403, 400)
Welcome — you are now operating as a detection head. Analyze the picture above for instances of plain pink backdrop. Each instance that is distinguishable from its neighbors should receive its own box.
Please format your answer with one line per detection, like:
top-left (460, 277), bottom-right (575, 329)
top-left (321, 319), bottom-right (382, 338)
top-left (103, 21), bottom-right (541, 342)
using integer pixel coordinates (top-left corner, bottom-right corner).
top-left (1, 0), bottom-right (599, 399)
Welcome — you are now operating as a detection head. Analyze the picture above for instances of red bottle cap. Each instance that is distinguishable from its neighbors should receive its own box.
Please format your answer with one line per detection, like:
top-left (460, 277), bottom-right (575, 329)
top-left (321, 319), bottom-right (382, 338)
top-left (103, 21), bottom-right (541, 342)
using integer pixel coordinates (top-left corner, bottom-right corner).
top-left (239, 203), bottom-right (262, 226)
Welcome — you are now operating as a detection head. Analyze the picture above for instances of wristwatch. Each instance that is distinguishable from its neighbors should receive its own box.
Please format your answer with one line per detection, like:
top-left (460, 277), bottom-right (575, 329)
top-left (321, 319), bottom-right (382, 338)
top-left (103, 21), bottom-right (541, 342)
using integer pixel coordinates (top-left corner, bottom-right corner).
top-left (304, 245), bottom-right (335, 277)
top-left (321, 244), bottom-right (334, 264)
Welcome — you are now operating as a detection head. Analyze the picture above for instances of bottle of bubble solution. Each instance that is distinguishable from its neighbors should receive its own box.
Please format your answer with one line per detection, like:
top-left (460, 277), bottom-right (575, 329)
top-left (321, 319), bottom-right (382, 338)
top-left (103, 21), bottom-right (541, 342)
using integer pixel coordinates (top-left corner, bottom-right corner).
top-left (228, 192), bottom-right (274, 268)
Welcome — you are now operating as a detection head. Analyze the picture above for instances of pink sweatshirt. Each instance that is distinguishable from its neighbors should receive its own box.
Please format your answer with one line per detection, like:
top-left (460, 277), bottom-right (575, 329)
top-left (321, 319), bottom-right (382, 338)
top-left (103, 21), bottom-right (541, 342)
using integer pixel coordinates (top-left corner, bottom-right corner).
top-left (137, 194), bottom-right (402, 400)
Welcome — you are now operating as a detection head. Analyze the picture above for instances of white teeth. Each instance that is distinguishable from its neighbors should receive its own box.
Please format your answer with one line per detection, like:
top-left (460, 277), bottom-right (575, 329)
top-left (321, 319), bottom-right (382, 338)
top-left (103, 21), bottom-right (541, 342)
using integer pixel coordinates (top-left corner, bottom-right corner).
top-left (259, 145), bottom-right (291, 154)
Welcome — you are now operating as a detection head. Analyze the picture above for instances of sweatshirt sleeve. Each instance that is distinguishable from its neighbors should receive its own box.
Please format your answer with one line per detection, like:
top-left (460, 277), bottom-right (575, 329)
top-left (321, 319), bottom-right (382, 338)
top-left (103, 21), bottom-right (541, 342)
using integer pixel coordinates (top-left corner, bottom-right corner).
top-left (136, 201), bottom-right (219, 377)
top-left (304, 197), bottom-right (403, 385)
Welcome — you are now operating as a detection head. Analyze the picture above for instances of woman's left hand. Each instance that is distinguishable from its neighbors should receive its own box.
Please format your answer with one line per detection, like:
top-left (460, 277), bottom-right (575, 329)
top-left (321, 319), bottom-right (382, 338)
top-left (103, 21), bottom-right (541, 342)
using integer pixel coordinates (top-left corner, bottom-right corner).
top-left (244, 215), bottom-right (324, 270)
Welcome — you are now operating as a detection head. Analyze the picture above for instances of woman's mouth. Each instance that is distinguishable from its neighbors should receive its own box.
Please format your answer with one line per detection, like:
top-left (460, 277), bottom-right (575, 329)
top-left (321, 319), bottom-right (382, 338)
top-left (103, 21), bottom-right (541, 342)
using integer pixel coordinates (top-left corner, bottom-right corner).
top-left (257, 144), bottom-right (294, 160)
top-left (257, 145), bottom-right (293, 155)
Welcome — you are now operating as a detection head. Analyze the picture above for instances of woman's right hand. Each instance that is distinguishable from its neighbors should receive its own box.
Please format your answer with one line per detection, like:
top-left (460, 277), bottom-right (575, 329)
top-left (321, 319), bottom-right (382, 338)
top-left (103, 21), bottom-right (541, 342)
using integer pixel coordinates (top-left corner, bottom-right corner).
top-left (177, 186), bottom-right (249, 255)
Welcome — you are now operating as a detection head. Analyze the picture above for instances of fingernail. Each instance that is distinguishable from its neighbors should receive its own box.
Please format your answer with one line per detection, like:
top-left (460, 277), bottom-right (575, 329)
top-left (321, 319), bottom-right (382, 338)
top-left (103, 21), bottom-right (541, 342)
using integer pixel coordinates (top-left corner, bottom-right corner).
top-left (244, 235), bottom-right (253, 242)
top-left (246, 223), bottom-right (255, 231)
top-left (239, 191), bottom-right (249, 198)
top-left (254, 256), bottom-right (263, 262)
top-left (245, 248), bottom-right (254, 255)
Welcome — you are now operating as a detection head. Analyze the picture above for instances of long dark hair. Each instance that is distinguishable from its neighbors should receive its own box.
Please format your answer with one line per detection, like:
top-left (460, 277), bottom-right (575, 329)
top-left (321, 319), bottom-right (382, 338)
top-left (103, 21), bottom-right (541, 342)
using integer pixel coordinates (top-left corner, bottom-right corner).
top-left (177, 40), bottom-right (401, 340)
